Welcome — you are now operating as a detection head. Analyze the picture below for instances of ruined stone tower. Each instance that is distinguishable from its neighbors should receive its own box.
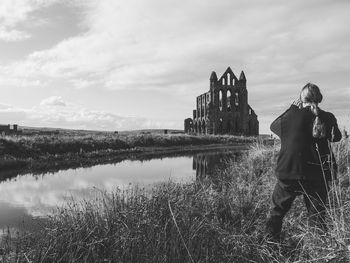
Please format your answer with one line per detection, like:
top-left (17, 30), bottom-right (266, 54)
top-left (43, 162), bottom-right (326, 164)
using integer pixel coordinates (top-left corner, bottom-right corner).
top-left (184, 67), bottom-right (259, 136)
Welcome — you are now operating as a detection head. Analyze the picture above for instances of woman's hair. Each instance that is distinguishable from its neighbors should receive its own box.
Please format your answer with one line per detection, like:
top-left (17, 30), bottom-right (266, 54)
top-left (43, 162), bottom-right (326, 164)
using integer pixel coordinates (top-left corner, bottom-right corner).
top-left (300, 83), bottom-right (326, 138)
top-left (300, 82), bottom-right (323, 115)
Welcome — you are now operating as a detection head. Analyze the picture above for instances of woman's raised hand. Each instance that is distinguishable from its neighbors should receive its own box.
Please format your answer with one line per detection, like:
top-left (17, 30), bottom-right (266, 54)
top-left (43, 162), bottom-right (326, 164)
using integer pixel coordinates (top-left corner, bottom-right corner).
top-left (292, 98), bottom-right (302, 108)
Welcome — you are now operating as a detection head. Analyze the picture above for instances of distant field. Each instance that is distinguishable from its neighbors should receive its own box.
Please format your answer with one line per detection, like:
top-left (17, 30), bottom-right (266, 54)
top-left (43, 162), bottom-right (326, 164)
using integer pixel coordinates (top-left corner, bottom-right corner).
top-left (18, 126), bottom-right (185, 136)
top-left (0, 132), bottom-right (260, 174)
top-left (1, 132), bottom-right (256, 157)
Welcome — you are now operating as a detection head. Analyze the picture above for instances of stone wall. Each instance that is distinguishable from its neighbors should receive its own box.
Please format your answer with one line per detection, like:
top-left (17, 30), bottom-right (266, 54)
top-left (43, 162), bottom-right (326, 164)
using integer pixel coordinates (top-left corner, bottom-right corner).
top-left (185, 67), bottom-right (259, 136)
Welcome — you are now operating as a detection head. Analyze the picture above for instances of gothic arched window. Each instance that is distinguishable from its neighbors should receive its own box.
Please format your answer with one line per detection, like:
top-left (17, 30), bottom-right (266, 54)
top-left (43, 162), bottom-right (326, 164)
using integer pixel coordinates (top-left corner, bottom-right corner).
top-left (227, 90), bottom-right (232, 111)
top-left (206, 93), bottom-right (211, 104)
top-left (219, 90), bottom-right (223, 111)
top-left (234, 92), bottom-right (239, 106)
top-left (219, 118), bottom-right (223, 134)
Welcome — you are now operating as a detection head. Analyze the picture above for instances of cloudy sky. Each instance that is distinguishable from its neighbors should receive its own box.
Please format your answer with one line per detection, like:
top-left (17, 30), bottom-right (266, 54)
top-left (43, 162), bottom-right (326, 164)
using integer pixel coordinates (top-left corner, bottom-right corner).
top-left (0, 0), bottom-right (349, 133)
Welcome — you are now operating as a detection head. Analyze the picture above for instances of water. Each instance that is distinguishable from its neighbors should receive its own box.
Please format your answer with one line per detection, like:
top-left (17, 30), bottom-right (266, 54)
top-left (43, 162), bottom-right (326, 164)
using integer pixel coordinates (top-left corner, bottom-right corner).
top-left (0, 147), bottom-right (238, 229)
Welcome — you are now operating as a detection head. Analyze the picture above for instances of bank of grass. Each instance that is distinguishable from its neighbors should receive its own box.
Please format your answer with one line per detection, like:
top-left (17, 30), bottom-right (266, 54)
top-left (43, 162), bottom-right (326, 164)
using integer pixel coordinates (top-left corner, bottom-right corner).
top-left (0, 133), bottom-right (255, 157)
top-left (2, 138), bottom-right (349, 262)
top-left (0, 133), bottom-right (256, 174)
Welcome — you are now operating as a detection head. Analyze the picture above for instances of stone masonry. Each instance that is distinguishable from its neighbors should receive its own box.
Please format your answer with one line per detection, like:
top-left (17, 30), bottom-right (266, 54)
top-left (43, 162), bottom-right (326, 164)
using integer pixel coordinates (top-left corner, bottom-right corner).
top-left (184, 67), bottom-right (259, 136)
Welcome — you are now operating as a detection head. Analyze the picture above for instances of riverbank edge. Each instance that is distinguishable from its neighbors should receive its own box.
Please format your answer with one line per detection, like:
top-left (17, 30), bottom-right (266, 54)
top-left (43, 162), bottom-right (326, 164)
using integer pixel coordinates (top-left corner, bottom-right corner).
top-left (1, 140), bottom-right (348, 262)
top-left (0, 142), bottom-right (250, 179)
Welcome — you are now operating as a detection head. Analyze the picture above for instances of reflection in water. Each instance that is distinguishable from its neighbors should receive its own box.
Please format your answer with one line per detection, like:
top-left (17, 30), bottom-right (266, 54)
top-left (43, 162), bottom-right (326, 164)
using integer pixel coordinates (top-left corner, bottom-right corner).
top-left (0, 202), bottom-right (30, 227)
top-left (193, 152), bottom-right (237, 181)
top-left (0, 157), bottom-right (195, 221)
top-left (0, 149), bottom-right (238, 228)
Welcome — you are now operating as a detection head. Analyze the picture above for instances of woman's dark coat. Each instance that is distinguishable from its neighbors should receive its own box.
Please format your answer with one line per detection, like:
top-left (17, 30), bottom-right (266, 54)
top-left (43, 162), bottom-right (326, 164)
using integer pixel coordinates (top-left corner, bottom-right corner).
top-left (271, 105), bottom-right (342, 181)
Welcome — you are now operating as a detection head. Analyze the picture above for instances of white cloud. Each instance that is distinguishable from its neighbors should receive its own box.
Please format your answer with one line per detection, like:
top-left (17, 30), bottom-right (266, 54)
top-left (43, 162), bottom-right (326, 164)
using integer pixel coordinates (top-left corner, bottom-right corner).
top-left (0, 0), bottom-right (45, 42)
top-left (1, 0), bottom-right (350, 133)
top-left (70, 78), bottom-right (94, 89)
top-left (0, 27), bottom-right (30, 41)
top-left (0, 0), bottom-right (33, 27)
top-left (40, 96), bottom-right (66, 107)
top-left (0, 97), bottom-right (177, 130)
top-left (0, 103), bottom-right (12, 110)
top-left (4, 0), bottom-right (350, 92)
top-left (0, 0), bottom-right (89, 42)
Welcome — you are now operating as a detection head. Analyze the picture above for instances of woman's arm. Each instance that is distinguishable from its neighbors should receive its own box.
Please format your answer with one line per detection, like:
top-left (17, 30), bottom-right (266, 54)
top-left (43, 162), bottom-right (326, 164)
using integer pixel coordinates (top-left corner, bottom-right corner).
top-left (270, 116), bottom-right (282, 138)
top-left (270, 105), bottom-right (298, 138)
top-left (329, 114), bottom-right (342, 142)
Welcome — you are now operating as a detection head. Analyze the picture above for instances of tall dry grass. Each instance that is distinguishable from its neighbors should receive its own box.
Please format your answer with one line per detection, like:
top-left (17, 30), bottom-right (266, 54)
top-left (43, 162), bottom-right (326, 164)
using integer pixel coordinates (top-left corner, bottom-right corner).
top-left (1, 138), bottom-right (349, 262)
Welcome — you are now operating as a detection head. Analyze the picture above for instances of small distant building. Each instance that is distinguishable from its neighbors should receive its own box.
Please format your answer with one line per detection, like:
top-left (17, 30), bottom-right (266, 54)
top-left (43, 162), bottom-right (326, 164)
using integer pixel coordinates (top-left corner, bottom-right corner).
top-left (184, 118), bottom-right (193, 133)
top-left (0, 124), bottom-right (22, 135)
top-left (342, 128), bottom-right (349, 139)
top-left (184, 67), bottom-right (259, 136)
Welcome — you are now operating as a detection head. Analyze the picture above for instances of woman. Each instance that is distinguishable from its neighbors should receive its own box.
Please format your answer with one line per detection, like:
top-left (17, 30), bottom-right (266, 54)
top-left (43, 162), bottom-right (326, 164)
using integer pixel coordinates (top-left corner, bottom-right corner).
top-left (266, 83), bottom-right (342, 240)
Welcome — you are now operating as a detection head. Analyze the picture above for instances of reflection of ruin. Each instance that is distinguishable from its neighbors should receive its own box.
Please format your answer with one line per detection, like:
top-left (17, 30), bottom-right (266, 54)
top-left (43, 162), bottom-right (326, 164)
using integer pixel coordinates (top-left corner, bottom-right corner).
top-left (193, 153), bottom-right (215, 180)
top-left (193, 152), bottom-right (236, 181)
top-left (184, 67), bottom-right (259, 135)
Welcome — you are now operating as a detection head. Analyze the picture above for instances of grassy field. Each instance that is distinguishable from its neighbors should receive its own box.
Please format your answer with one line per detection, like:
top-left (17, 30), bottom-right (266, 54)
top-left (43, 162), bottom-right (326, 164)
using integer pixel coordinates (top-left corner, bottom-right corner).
top-left (1, 138), bottom-right (349, 262)
top-left (0, 133), bottom-right (255, 157)
top-left (0, 133), bottom-right (256, 175)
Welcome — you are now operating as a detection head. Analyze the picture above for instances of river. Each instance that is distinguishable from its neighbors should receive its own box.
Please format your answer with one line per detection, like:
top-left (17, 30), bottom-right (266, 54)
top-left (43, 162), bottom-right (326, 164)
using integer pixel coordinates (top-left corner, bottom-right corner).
top-left (0, 146), bottom-right (239, 230)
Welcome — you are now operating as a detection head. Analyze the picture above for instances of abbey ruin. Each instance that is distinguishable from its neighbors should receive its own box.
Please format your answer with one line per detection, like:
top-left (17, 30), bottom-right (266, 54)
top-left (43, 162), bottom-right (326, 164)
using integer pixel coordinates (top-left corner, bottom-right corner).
top-left (184, 67), bottom-right (259, 136)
